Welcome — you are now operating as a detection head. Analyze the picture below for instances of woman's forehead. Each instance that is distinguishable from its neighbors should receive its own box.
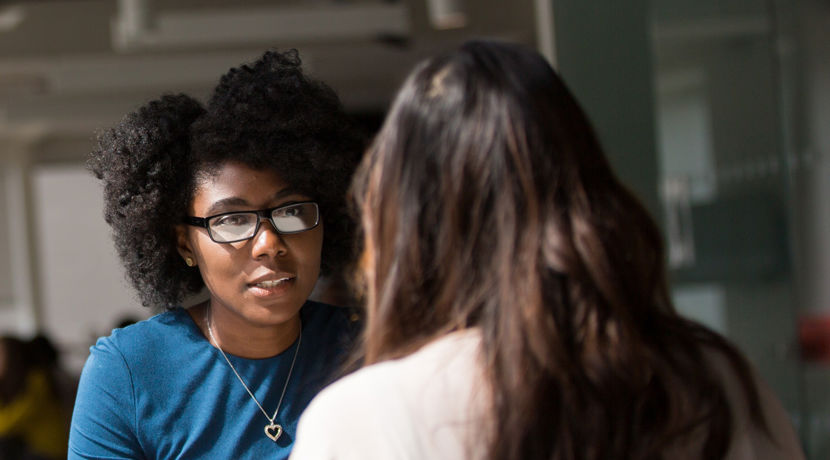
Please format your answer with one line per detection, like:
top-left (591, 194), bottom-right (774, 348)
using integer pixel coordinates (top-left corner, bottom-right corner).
top-left (190, 162), bottom-right (292, 211)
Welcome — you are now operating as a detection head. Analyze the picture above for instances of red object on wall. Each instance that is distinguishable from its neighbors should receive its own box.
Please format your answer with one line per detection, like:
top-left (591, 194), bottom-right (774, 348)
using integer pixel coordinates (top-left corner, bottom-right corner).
top-left (798, 314), bottom-right (830, 363)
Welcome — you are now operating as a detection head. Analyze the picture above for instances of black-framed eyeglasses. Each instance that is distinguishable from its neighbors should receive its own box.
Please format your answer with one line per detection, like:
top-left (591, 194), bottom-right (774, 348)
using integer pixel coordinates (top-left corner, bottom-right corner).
top-left (185, 201), bottom-right (319, 243)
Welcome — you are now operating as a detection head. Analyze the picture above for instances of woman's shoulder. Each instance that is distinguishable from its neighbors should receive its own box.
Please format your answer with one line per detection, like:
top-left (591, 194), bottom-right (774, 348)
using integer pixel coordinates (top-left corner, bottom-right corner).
top-left (292, 330), bottom-right (486, 460)
top-left (309, 329), bottom-right (482, 413)
top-left (91, 308), bottom-right (194, 361)
top-left (292, 352), bottom-right (413, 460)
top-left (698, 345), bottom-right (805, 460)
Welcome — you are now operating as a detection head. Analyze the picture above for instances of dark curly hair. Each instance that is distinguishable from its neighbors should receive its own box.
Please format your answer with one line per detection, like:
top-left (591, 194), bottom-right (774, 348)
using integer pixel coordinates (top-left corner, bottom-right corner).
top-left (89, 50), bottom-right (365, 309)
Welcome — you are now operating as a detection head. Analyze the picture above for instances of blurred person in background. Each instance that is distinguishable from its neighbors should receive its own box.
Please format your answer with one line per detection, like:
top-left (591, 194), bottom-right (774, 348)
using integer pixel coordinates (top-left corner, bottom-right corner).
top-left (290, 40), bottom-right (805, 460)
top-left (0, 334), bottom-right (71, 460)
top-left (68, 49), bottom-right (364, 459)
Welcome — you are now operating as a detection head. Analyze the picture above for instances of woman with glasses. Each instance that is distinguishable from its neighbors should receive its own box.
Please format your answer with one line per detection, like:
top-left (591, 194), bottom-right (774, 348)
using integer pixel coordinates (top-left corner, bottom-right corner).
top-left (68, 50), bottom-right (364, 459)
top-left (290, 41), bottom-right (804, 460)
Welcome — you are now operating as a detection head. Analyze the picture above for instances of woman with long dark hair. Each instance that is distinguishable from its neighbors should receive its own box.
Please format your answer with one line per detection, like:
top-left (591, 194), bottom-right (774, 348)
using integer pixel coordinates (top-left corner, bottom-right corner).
top-left (290, 41), bottom-right (804, 459)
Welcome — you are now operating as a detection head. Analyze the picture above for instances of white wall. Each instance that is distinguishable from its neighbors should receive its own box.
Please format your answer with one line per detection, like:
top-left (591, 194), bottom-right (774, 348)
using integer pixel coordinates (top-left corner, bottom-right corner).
top-left (30, 163), bottom-right (148, 373)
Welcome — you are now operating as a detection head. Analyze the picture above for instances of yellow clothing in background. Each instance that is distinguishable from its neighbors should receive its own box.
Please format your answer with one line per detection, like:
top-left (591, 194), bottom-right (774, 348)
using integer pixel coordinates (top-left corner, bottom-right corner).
top-left (0, 369), bottom-right (69, 459)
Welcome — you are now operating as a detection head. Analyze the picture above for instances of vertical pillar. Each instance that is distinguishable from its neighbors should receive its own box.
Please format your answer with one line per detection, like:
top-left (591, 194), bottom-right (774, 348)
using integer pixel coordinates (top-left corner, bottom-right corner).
top-left (2, 140), bottom-right (42, 334)
top-left (544, 0), bottom-right (660, 220)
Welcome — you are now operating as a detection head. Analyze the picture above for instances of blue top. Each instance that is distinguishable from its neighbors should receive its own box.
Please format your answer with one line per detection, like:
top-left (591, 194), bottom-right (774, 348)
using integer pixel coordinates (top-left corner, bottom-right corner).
top-left (69, 301), bottom-right (356, 460)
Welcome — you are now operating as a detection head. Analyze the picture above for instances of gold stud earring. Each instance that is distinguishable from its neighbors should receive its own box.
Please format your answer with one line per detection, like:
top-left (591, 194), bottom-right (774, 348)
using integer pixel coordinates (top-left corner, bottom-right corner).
top-left (185, 257), bottom-right (195, 267)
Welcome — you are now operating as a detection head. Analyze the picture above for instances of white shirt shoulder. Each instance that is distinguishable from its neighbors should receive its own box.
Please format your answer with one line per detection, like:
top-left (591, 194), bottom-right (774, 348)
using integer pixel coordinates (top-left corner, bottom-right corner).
top-left (707, 348), bottom-right (805, 460)
top-left (290, 330), bottom-right (489, 460)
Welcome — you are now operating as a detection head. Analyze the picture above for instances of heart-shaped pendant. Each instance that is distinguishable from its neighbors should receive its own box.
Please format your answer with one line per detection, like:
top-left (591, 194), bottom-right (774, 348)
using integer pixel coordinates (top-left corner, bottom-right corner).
top-left (265, 423), bottom-right (283, 442)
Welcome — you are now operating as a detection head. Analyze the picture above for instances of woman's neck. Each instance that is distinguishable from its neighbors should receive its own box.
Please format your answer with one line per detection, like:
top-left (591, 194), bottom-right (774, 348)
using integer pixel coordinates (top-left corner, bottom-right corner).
top-left (189, 302), bottom-right (301, 359)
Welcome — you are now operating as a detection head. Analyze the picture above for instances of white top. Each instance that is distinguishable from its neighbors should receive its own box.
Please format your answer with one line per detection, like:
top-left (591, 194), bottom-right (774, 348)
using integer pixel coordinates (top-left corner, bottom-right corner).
top-left (290, 329), bottom-right (805, 460)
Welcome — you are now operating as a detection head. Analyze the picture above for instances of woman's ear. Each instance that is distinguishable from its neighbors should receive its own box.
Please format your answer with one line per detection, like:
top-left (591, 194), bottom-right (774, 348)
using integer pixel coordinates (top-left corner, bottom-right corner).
top-left (176, 225), bottom-right (197, 267)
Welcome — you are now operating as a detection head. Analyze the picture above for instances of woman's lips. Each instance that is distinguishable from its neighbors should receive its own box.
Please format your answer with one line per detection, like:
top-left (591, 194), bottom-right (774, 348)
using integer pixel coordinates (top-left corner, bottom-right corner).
top-left (247, 276), bottom-right (295, 297)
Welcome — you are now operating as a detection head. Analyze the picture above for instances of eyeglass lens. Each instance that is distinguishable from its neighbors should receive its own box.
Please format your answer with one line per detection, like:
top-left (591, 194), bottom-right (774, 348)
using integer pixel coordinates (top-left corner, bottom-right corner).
top-left (207, 202), bottom-right (318, 243)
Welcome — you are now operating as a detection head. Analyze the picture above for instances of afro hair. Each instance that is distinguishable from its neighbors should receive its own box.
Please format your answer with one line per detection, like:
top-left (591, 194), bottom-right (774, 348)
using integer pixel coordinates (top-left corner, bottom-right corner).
top-left (89, 50), bottom-right (365, 309)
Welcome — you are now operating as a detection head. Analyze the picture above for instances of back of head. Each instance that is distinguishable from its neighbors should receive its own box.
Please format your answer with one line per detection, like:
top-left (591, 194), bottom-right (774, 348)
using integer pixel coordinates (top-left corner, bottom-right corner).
top-left (353, 40), bottom-right (760, 459)
top-left (0, 334), bottom-right (60, 404)
top-left (27, 334), bottom-right (59, 369)
top-left (355, 39), bottom-right (666, 362)
top-left (0, 336), bottom-right (28, 405)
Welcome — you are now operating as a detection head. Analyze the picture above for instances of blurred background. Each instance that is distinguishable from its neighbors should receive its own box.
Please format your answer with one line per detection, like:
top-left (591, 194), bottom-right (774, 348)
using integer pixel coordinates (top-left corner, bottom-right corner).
top-left (0, 0), bottom-right (827, 457)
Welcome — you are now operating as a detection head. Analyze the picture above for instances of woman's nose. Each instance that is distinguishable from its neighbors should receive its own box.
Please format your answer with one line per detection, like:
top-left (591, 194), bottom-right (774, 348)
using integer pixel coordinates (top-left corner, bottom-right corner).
top-left (251, 219), bottom-right (288, 258)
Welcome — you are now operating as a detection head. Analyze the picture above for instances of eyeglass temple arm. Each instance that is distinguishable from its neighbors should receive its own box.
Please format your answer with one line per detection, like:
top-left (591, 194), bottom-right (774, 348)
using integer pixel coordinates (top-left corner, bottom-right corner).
top-left (184, 216), bottom-right (209, 228)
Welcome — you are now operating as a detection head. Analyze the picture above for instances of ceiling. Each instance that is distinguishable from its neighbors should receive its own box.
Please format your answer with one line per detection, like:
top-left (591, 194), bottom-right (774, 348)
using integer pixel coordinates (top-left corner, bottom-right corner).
top-left (0, 0), bottom-right (537, 142)
top-left (0, 0), bottom-right (780, 145)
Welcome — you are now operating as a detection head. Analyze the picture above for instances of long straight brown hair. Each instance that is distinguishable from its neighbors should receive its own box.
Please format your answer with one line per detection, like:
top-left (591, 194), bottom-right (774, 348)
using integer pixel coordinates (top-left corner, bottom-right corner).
top-left (351, 40), bottom-right (767, 460)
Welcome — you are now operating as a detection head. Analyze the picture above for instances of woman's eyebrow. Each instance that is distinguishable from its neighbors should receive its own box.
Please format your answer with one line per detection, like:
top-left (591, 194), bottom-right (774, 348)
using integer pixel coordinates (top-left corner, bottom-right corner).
top-left (273, 188), bottom-right (304, 201)
top-left (204, 189), bottom-right (305, 215)
top-left (204, 197), bottom-right (249, 216)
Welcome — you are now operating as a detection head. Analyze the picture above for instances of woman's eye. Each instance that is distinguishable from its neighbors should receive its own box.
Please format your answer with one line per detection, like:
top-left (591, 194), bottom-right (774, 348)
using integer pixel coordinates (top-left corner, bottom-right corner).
top-left (214, 214), bottom-right (254, 227)
top-left (276, 206), bottom-right (302, 218)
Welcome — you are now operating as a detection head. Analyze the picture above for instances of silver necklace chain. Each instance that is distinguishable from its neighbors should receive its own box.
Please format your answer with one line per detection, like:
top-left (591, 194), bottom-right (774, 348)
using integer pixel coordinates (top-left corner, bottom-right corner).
top-left (205, 308), bottom-right (302, 442)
